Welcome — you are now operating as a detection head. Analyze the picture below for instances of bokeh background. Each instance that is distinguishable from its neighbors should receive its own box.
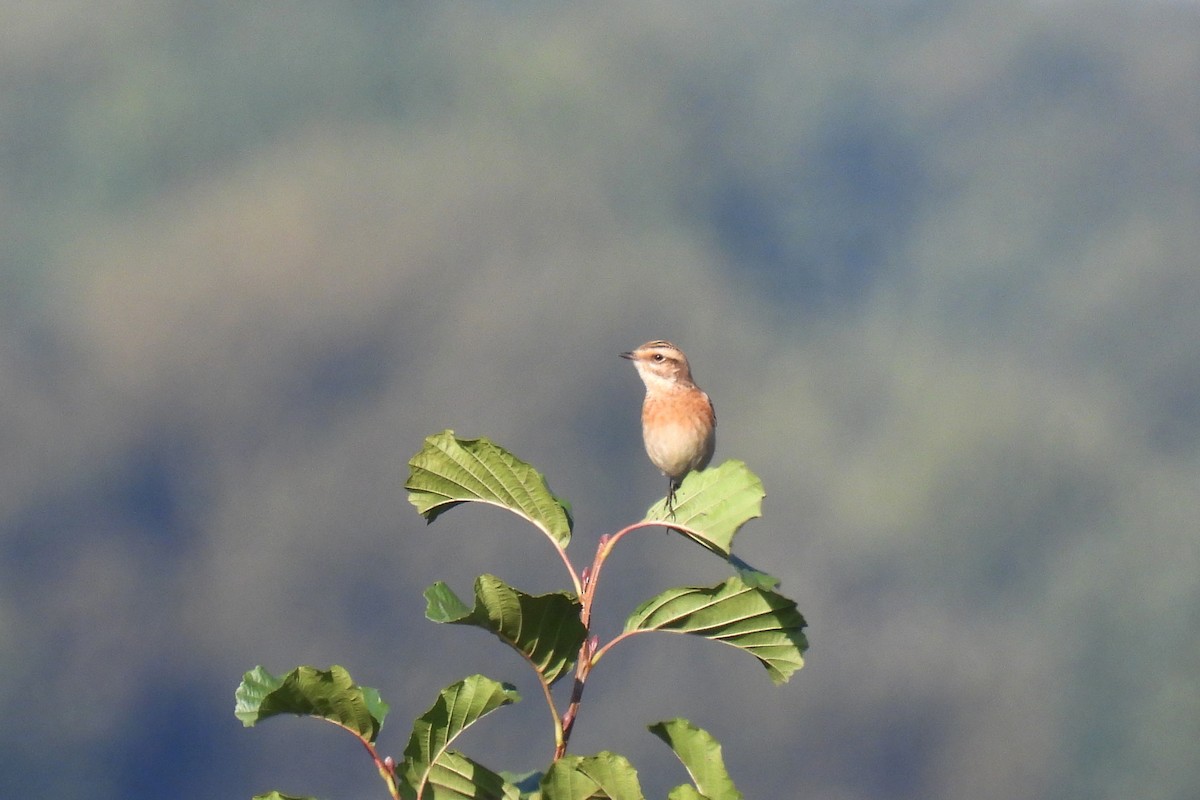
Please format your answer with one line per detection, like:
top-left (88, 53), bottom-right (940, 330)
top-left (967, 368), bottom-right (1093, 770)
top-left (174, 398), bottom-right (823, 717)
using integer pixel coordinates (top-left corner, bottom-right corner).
top-left (3, 2), bottom-right (1198, 798)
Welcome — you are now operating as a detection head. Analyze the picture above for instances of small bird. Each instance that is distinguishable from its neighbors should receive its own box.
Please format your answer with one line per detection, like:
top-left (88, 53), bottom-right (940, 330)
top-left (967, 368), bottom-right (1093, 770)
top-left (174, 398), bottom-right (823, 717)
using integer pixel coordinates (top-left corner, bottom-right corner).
top-left (621, 340), bottom-right (716, 516)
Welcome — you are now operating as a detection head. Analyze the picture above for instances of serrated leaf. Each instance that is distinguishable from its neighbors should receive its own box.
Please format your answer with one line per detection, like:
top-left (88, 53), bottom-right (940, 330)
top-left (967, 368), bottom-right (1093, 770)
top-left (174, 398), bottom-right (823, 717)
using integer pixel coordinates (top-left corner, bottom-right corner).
top-left (406, 430), bottom-right (573, 548)
top-left (403, 749), bottom-right (520, 800)
top-left (425, 575), bottom-right (586, 685)
top-left (649, 719), bottom-right (743, 800)
top-left (540, 753), bottom-right (645, 800)
top-left (644, 461), bottom-right (764, 557)
top-left (623, 577), bottom-right (807, 684)
top-left (401, 675), bottom-right (521, 800)
top-left (235, 665), bottom-right (388, 742)
top-left (538, 757), bottom-right (595, 800)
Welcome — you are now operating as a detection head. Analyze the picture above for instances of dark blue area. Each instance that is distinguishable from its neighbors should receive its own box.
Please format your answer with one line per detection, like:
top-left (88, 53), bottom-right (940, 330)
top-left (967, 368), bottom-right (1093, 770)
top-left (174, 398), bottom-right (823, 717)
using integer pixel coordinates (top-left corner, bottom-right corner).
top-left (1010, 34), bottom-right (1120, 106)
top-left (847, 701), bottom-right (945, 800)
top-left (1150, 372), bottom-right (1200, 455)
top-left (107, 680), bottom-right (234, 798)
top-left (0, 429), bottom-right (200, 585)
top-left (293, 335), bottom-right (393, 418)
top-left (1, 493), bottom-right (81, 572)
top-left (107, 435), bottom-right (193, 536)
top-left (701, 100), bottom-right (927, 311)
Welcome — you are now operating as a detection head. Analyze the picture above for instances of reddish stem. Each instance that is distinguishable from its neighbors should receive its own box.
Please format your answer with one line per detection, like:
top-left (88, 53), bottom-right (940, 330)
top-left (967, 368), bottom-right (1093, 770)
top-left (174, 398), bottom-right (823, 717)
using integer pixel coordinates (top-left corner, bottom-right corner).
top-left (555, 519), bottom-right (683, 758)
top-left (358, 736), bottom-right (400, 799)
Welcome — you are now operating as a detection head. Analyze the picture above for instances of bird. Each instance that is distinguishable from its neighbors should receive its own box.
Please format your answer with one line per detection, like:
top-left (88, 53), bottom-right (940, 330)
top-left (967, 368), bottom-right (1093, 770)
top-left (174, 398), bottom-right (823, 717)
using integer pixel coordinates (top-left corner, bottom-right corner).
top-left (620, 340), bottom-right (716, 516)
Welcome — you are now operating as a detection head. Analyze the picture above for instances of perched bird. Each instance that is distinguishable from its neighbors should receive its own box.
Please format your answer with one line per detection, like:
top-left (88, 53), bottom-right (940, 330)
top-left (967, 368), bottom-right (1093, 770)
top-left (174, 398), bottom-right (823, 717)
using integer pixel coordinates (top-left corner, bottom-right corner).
top-left (620, 340), bottom-right (716, 515)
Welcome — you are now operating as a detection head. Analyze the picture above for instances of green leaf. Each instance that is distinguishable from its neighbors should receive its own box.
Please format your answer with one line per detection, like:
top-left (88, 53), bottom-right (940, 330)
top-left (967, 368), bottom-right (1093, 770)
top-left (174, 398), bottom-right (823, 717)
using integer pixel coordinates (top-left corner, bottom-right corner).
top-left (649, 719), bottom-right (743, 800)
top-left (540, 753), bottom-right (645, 800)
top-left (623, 577), bottom-right (807, 684)
top-left (400, 675), bottom-right (521, 800)
top-left (643, 461), bottom-right (763, 557)
top-left (402, 750), bottom-right (520, 800)
top-left (425, 575), bottom-right (587, 685)
top-left (407, 430), bottom-right (573, 549)
top-left (499, 769), bottom-right (543, 796)
top-left (235, 665), bottom-right (388, 742)
top-left (727, 554), bottom-right (779, 590)
top-left (252, 793), bottom-right (317, 800)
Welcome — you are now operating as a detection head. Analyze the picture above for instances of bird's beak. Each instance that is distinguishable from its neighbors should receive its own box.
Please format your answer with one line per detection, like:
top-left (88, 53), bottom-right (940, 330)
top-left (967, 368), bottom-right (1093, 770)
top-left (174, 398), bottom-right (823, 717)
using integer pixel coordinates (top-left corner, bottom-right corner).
top-left (619, 351), bottom-right (634, 360)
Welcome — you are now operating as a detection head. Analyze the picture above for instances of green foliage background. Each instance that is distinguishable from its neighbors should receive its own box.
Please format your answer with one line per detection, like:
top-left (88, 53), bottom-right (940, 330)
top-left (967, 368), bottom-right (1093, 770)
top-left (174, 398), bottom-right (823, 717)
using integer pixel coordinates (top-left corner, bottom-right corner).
top-left (1, 3), bottom-right (1198, 799)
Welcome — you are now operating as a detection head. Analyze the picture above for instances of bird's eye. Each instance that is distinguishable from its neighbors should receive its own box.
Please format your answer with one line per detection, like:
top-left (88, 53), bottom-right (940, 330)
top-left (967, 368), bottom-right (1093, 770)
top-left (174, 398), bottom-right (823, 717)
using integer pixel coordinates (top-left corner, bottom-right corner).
top-left (652, 353), bottom-right (665, 362)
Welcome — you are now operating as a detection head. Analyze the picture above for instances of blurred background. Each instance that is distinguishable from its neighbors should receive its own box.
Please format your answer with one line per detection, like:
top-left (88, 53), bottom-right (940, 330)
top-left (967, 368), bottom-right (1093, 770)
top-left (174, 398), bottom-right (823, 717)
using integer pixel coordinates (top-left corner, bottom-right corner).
top-left (2, 2), bottom-right (1198, 798)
